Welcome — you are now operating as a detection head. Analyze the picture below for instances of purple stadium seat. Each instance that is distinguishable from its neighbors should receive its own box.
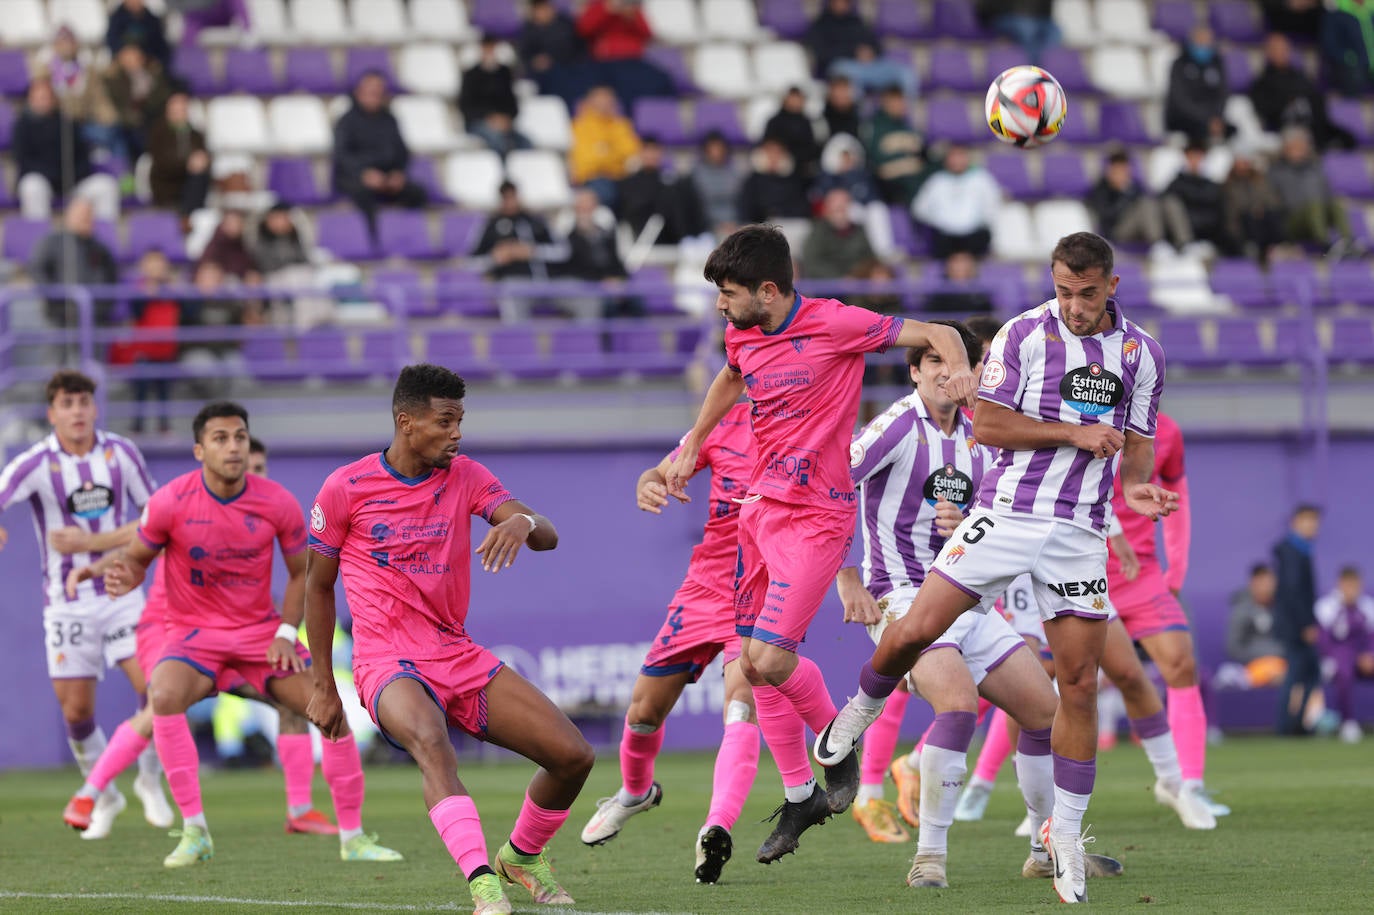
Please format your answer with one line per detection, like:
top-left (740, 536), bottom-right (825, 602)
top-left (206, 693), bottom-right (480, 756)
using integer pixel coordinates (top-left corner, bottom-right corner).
top-left (624, 266), bottom-right (677, 314)
top-left (1323, 153), bottom-right (1374, 198)
top-left (1098, 101), bottom-right (1153, 145)
top-left (434, 267), bottom-right (498, 317)
top-left (1210, 1), bottom-right (1264, 42)
top-left (692, 99), bottom-right (747, 144)
top-left (489, 326), bottom-right (554, 379)
top-left (549, 326), bottom-right (615, 378)
top-left (315, 210), bottom-right (377, 261)
top-left (361, 329), bottom-right (406, 372)
top-left (1327, 97), bottom-right (1372, 145)
top-left (1210, 259), bottom-right (1272, 309)
top-left (1038, 47), bottom-right (1095, 95)
top-left (1215, 318), bottom-right (1279, 366)
top-left (428, 327), bottom-right (494, 379)
top-left (407, 158), bottom-right (451, 205)
top-left (284, 47), bottom-right (344, 95)
top-left (0, 49), bottom-right (30, 96)
top-left (470, 0), bottom-right (523, 37)
top-left (608, 323), bottom-right (680, 374)
top-left (173, 47), bottom-right (221, 96)
top-left (1327, 316), bottom-right (1374, 364)
top-left (759, 0), bottom-right (810, 38)
top-left (370, 266), bottom-right (430, 316)
top-left (926, 47), bottom-right (981, 92)
top-left (299, 329), bottom-right (373, 380)
top-left (267, 159), bottom-right (327, 206)
top-left (0, 100), bottom-right (14, 151)
top-left (635, 98), bottom-right (689, 146)
top-left (124, 212), bottom-right (186, 263)
top-left (441, 212), bottom-right (483, 255)
top-left (1268, 259), bottom-right (1320, 307)
top-left (984, 153), bottom-right (1036, 199)
top-left (975, 262), bottom-right (1027, 314)
top-left (345, 48), bottom-right (399, 93)
top-left (931, 0), bottom-right (986, 39)
top-left (93, 219), bottom-right (119, 259)
top-left (1040, 151), bottom-right (1090, 197)
top-left (1222, 48), bottom-right (1254, 94)
top-left (984, 47), bottom-right (1032, 83)
top-left (223, 48), bottom-right (282, 95)
top-left (242, 329), bottom-right (301, 381)
top-left (644, 46), bottom-right (695, 95)
top-left (1326, 261), bottom-right (1374, 306)
top-left (1153, 1), bottom-right (1197, 42)
top-left (875, 0), bottom-right (932, 39)
top-left (1156, 318), bottom-right (1217, 369)
top-left (1350, 206), bottom-right (1370, 247)
top-left (376, 210), bottom-right (442, 260)
top-left (3, 218), bottom-right (50, 264)
top-left (923, 98), bottom-right (982, 143)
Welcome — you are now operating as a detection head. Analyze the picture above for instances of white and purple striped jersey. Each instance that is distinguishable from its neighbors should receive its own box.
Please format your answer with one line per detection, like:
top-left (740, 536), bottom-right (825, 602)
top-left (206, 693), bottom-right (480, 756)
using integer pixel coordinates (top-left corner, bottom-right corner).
top-left (850, 392), bottom-right (997, 599)
top-left (976, 299), bottom-right (1165, 534)
top-left (0, 431), bottom-right (155, 607)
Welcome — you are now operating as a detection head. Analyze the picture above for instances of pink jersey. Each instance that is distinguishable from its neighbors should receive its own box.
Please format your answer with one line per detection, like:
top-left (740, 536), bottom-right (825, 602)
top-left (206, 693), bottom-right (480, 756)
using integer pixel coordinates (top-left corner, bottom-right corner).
top-left (308, 452), bottom-right (516, 663)
top-left (1109, 413), bottom-right (1185, 560)
top-left (670, 402), bottom-right (755, 596)
top-left (137, 471), bottom-right (307, 628)
top-left (725, 295), bottom-right (903, 510)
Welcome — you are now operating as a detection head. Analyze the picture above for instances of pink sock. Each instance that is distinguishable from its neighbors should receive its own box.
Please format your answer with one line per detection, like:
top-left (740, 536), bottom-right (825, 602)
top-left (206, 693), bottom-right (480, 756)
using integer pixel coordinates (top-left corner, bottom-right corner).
top-left (913, 720), bottom-right (931, 756)
top-left (973, 707), bottom-right (1015, 784)
top-left (509, 792), bottom-right (570, 856)
top-left (429, 794), bottom-right (490, 880)
top-left (705, 721), bottom-right (759, 830)
top-left (775, 656), bottom-right (838, 735)
top-left (976, 696), bottom-right (994, 722)
top-left (619, 718), bottom-right (665, 798)
top-left (753, 684), bottom-right (812, 788)
top-left (320, 733), bottom-right (365, 832)
top-left (1167, 685), bottom-right (1208, 782)
top-left (278, 733), bottom-right (315, 811)
top-left (86, 720), bottom-right (149, 793)
top-left (861, 689), bottom-right (911, 786)
top-left (153, 714), bottom-right (202, 818)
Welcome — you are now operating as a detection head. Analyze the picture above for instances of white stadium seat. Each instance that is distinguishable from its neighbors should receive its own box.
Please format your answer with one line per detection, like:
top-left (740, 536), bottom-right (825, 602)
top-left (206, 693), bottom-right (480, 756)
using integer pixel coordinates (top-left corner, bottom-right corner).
top-left (445, 149), bottom-right (504, 210)
top-left (744, 95), bottom-right (783, 141)
top-left (392, 94), bottom-right (464, 155)
top-left (644, 0), bottom-right (702, 45)
top-left (1147, 146), bottom-right (1185, 192)
top-left (246, 0), bottom-right (294, 44)
top-left (408, 0), bottom-right (475, 43)
top-left (206, 95), bottom-right (270, 154)
top-left (1090, 46), bottom-right (1153, 99)
top-left (1095, 0), bottom-right (1160, 46)
top-left (398, 43), bottom-right (461, 97)
top-left (0, 0), bottom-right (48, 45)
top-left (991, 201), bottom-right (1038, 261)
top-left (701, 0), bottom-right (764, 42)
top-left (1053, 0), bottom-right (1097, 48)
top-left (1148, 44), bottom-right (1175, 98)
top-left (516, 95), bottom-right (573, 151)
top-left (752, 41), bottom-right (812, 95)
top-left (692, 44), bottom-right (753, 100)
top-left (1034, 200), bottom-right (1095, 256)
top-left (506, 149), bottom-right (573, 211)
top-left (48, 0), bottom-right (106, 44)
top-left (347, 0), bottom-right (408, 43)
top-left (290, 0), bottom-right (352, 44)
top-left (268, 95), bottom-right (333, 155)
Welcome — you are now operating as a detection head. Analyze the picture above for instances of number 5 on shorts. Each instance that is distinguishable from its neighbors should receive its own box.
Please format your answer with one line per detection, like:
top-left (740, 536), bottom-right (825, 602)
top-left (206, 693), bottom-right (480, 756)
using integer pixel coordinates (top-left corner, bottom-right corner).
top-left (962, 516), bottom-right (996, 544)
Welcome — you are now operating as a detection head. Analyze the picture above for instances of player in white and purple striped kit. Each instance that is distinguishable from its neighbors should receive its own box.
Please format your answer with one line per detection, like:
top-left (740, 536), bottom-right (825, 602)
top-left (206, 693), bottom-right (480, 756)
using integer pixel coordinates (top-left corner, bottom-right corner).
top-left (0, 370), bottom-right (170, 837)
top-left (816, 233), bottom-right (1177, 905)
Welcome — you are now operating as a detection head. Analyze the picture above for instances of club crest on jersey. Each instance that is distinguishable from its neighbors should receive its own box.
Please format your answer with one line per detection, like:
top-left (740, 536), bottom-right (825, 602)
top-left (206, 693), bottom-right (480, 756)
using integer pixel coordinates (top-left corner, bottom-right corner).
top-left (791, 335), bottom-right (811, 353)
top-left (67, 481), bottom-right (114, 519)
top-left (945, 545), bottom-right (966, 564)
top-left (243, 513), bottom-right (261, 533)
top-left (924, 463), bottom-right (974, 508)
top-left (966, 436), bottom-right (979, 452)
top-left (1122, 337), bottom-right (1140, 365)
top-left (1060, 362), bottom-right (1124, 416)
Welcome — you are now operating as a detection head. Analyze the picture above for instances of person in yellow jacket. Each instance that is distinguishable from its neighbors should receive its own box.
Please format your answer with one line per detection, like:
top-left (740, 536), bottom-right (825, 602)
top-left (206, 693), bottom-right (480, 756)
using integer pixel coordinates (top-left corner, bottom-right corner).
top-left (568, 85), bottom-right (641, 205)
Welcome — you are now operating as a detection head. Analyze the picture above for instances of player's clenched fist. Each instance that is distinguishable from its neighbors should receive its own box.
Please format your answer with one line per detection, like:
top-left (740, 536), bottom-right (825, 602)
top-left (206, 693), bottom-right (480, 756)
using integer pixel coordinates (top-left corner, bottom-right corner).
top-left (307, 684), bottom-right (347, 740)
top-left (103, 555), bottom-right (145, 597)
top-left (942, 368), bottom-right (980, 408)
top-left (1072, 424), bottom-right (1125, 459)
top-left (637, 478), bottom-right (670, 514)
top-left (932, 499), bottom-right (965, 539)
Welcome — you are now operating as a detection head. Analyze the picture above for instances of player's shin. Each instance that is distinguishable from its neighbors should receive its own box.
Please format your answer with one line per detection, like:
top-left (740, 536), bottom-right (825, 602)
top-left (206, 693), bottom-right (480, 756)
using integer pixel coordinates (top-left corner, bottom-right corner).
top-left (618, 719), bottom-right (665, 805)
top-left (1050, 753), bottom-right (1095, 840)
top-left (320, 732), bottom-right (365, 838)
top-left (705, 705), bottom-right (760, 831)
top-left (859, 689), bottom-right (910, 803)
top-left (83, 720), bottom-right (150, 795)
top-left (754, 684), bottom-right (815, 799)
top-left (153, 714), bottom-right (205, 825)
top-left (1130, 709), bottom-right (1182, 786)
top-left (776, 656), bottom-right (839, 734)
top-left (431, 795), bottom-right (493, 880)
top-left (66, 718), bottom-right (108, 779)
top-left (278, 732), bottom-right (316, 815)
top-left (1166, 685), bottom-right (1208, 783)
top-left (917, 712), bottom-right (976, 856)
top-left (510, 792), bottom-right (572, 856)
top-left (1013, 726), bottom-right (1054, 843)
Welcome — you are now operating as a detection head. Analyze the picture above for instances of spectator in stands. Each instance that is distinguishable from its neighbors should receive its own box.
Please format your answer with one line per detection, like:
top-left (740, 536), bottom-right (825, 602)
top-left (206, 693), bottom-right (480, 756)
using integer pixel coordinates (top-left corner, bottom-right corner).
top-left (1165, 140), bottom-right (1235, 255)
top-left (736, 137), bottom-right (811, 225)
top-left (111, 250), bottom-right (180, 434)
top-left (862, 86), bottom-right (928, 207)
top-left (575, 0), bottom-right (674, 114)
top-left (252, 204), bottom-right (311, 276)
top-left (181, 258), bottom-right (254, 395)
top-left (14, 80), bottom-right (120, 221)
top-left (805, 0), bottom-right (917, 97)
top-left (911, 142), bottom-right (1001, 259)
top-left (569, 85), bottom-right (642, 206)
top-left (332, 70), bottom-right (427, 240)
top-left (519, 0), bottom-right (586, 98)
top-left (147, 89), bottom-right (210, 221)
top-left (617, 136), bottom-right (699, 245)
top-left (1228, 564), bottom-right (1288, 687)
top-left (1269, 126), bottom-right (1356, 255)
top-left (812, 133), bottom-right (876, 206)
top-left (691, 131), bottom-right (743, 238)
top-left (977, 1), bottom-right (1062, 66)
top-left (103, 41), bottom-right (171, 171)
top-left (801, 188), bottom-right (878, 280)
top-left (924, 252), bottom-right (995, 314)
top-left (1262, 0), bottom-right (1324, 37)
top-left (1321, 0), bottom-right (1374, 96)
top-left (1315, 566), bottom-right (1374, 743)
top-left (821, 75), bottom-right (860, 142)
top-left (1222, 150), bottom-right (1288, 264)
top-left (562, 188), bottom-right (640, 319)
top-left (1088, 151), bottom-right (1192, 254)
top-left (34, 25), bottom-right (121, 164)
top-left (1250, 33), bottom-right (1356, 151)
top-left (473, 181), bottom-right (569, 322)
top-left (28, 197), bottom-right (120, 326)
top-left (763, 88), bottom-right (823, 183)
top-left (1164, 26), bottom-right (1233, 142)
top-left (106, 0), bottom-right (171, 71)
top-left (198, 211), bottom-right (260, 285)
top-left (459, 35), bottom-right (530, 157)
top-left (1273, 504), bottom-right (1323, 735)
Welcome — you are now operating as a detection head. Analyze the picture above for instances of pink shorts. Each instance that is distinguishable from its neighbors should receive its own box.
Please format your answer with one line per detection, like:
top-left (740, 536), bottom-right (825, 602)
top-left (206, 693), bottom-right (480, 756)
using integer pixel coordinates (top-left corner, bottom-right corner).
top-left (354, 639), bottom-right (505, 749)
top-left (160, 618), bottom-right (311, 697)
top-left (641, 576), bottom-right (741, 680)
top-left (734, 498), bottom-right (853, 652)
top-left (1109, 560), bottom-right (1189, 640)
top-left (135, 609), bottom-right (167, 681)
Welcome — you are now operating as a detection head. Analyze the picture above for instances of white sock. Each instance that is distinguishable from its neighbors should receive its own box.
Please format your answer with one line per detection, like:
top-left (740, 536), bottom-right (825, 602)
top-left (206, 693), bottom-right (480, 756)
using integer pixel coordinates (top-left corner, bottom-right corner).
top-left (615, 786), bottom-right (651, 806)
top-left (854, 691), bottom-right (886, 710)
top-left (966, 774), bottom-right (994, 793)
top-left (1051, 785), bottom-right (1091, 839)
top-left (340, 826), bottom-right (363, 843)
top-left (77, 782), bottom-right (100, 800)
top-left (1140, 733), bottom-right (1182, 788)
top-left (137, 742), bottom-right (162, 780)
top-left (905, 747), bottom-right (922, 769)
top-left (184, 812), bottom-right (208, 829)
top-left (1013, 751), bottom-right (1053, 847)
top-left (1097, 686), bottom-right (1125, 736)
top-left (68, 726), bottom-right (108, 777)
top-left (856, 783), bottom-right (884, 805)
top-left (288, 803), bottom-right (313, 818)
top-left (784, 778), bottom-right (817, 804)
top-left (917, 744), bottom-right (966, 856)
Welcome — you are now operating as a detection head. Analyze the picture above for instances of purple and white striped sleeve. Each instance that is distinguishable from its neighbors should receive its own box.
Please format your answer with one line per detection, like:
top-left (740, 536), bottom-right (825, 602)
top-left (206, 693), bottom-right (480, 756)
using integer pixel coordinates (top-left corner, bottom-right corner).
top-left (850, 406), bottom-right (918, 484)
top-left (113, 436), bottom-right (157, 508)
top-left (977, 319), bottom-right (1030, 410)
top-left (1126, 336), bottom-right (1166, 438)
top-left (0, 450), bottom-right (43, 511)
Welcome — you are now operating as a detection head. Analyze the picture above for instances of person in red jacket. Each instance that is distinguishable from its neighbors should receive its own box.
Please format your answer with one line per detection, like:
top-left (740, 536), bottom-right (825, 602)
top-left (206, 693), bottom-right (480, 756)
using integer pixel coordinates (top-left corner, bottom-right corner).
top-left (574, 0), bottom-right (672, 115)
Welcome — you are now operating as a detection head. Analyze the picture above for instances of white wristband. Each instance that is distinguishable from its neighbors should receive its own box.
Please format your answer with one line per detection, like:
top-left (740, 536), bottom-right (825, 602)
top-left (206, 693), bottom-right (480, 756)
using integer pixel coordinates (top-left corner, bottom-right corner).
top-left (275, 623), bottom-right (298, 643)
top-left (519, 513), bottom-right (538, 536)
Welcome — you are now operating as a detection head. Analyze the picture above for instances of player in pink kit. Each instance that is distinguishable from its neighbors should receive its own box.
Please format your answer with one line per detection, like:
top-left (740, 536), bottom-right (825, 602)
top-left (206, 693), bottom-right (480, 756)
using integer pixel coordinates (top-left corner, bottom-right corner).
top-left (579, 402), bottom-right (760, 885)
top-left (664, 225), bottom-right (978, 863)
top-left (71, 402), bottom-right (399, 869)
top-left (304, 365), bottom-right (593, 915)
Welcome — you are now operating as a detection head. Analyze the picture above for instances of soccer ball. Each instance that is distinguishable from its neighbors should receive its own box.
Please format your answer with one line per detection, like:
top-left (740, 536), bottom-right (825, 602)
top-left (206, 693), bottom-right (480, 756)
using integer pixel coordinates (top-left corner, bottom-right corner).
top-left (985, 66), bottom-right (1067, 149)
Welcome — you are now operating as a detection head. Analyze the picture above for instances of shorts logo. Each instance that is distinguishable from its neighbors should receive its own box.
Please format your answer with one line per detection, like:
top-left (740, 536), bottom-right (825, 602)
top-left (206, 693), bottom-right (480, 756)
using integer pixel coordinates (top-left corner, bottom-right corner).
top-left (923, 463), bottom-right (974, 508)
top-left (310, 503), bottom-right (326, 533)
top-left (945, 545), bottom-right (966, 565)
top-left (1046, 578), bottom-right (1107, 597)
top-left (1060, 364), bottom-right (1124, 416)
top-left (1122, 338), bottom-right (1140, 365)
top-left (981, 359), bottom-right (1006, 389)
top-left (67, 482), bottom-right (114, 520)
top-left (1092, 597), bottom-right (1106, 611)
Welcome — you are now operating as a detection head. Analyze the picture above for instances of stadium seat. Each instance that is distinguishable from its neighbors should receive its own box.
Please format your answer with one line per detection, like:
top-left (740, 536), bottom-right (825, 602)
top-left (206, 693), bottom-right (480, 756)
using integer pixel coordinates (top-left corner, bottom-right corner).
top-left (284, 47), bottom-right (344, 95)
top-left (408, 156), bottom-right (452, 204)
top-left (1222, 47), bottom-right (1256, 93)
top-left (645, 45), bottom-right (696, 94)
top-left (926, 47), bottom-right (981, 93)
top-left (48, 0), bottom-right (106, 44)
top-left (0, 0), bottom-right (47, 46)
top-left (348, 0), bottom-right (409, 43)
top-left (1056, 98), bottom-right (1103, 144)
top-left (1327, 316), bottom-right (1374, 364)
top-left (427, 327), bottom-right (494, 376)
top-left (691, 98), bottom-right (748, 144)
top-left (224, 48), bottom-right (283, 95)
top-left (360, 325), bottom-right (412, 365)
top-left (1155, 318), bottom-right (1217, 369)
top-left (397, 43), bottom-right (460, 97)
top-left (1324, 153), bottom-right (1374, 199)
top-left (1152, 0), bottom-right (1196, 41)
top-left (469, 0), bottom-right (523, 37)
top-left (693, 45), bottom-right (753, 100)
top-left (608, 323), bottom-right (679, 374)
top-left (743, 95), bottom-right (782, 142)
top-left (1039, 47), bottom-right (1097, 95)
top-left (1210, 259), bottom-right (1272, 310)
top-left (1267, 259), bottom-right (1319, 307)
top-left (173, 47), bottom-right (222, 96)
top-left (1146, 146), bottom-right (1185, 192)
top-left (2, 218), bottom-right (51, 265)
top-left (345, 47), bottom-right (400, 92)
top-left (931, 0), bottom-right (985, 39)
top-left (1327, 261), bottom-right (1374, 307)
top-left (1148, 256), bottom-right (1216, 312)
top-left (645, 0), bottom-right (702, 45)
top-left (490, 326), bottom-right (554, 379)
top-left (267, 158), bottom-right (329, 206)
top-left (246, 0), bottom-right (294, 44)
top-left (984, 153), bottom-right (1037, 200)
top-left (290, 0), bottom-right (352, 44)
top-left (433, 268), bottom-right (498, 318)
top-left (923, 98), bottom-right (983, 144)
top-left (752, 42), bottom-right (813, 95)
top-left (1210, 0), bottom-right (1265, 42)
top-left (441, 211), bottom-right (483, 255)
top-left (242, 330), bottom-right (300, 380)
top-left (206, 96), bottom-right (271, 154)
top-left (124, 212), bottom-right (187, 264)
top-left (1040, 151), bottom-right (1091, 197)
top-left (315, 210), bottom-right (377, 261)
top-left (759, 0), bottom-right (811, 38)
top-left (1053, 0), bottom-right (1097, 48)
top-left (409, 0), bottom-right (476, 42)
top-left (549, 326), bottom-right (614, 379)
top-left (0, 50), bottom-right (29, 97)
top-left (1328, 98), bottom-right (1372, 145)
top-left (701, 0), bottom-right (764, 42)
top-left (876, 0), bottom-right (932, 39)
top-left (1215, 318), bottom-right (1283, 368)
top-left (517, 95), bottom-right (573, 151)
top-left (1033, 200), bottom-right (1093, 255)
top-left (0, 101), bottom-right (14, 150)
top-left (1095, 0), bottom-right (1158, 46)
top-left (376, 210), bottom-right (443, 260)
top-left (634, 98), bottom-right (689, 146)
top-left (369, 266), bottom-right (428, 315)
top-left (991, 201), bottom-right (1038, 261)
top-left (444, 149), bottom-right (504, 210)
top-left (1090, 46), bottom-right (1153, 99)
top-left (1098, 100), bottom-right (1154, 144)
top-left (506, 149), bottom-right (573, 211)
top-left (268, 95), bottom-right (333, 155)
top-left (392, 94), bottom-right (464, 155)
top-left (295, 329), bottom-right (357, 379)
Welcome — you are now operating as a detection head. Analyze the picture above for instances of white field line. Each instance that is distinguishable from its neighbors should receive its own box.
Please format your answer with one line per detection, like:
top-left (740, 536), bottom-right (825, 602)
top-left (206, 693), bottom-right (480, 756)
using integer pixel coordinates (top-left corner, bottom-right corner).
top-left (0, 890), bottom-right (690, 915)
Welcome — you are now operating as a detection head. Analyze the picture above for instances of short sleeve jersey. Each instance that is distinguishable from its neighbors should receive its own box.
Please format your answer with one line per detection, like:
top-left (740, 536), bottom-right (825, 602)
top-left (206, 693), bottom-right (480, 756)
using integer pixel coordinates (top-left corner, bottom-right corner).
top-left (137, 471), bottom-right (307, 628)
top-left (668, 402), bottom-right (755, 596)
top-left (1109, 412), bottom-right (1184, 559)
top-left (725, 295), bottom-right (903, 510)
top-left (308, 452), bottom-right (516, 662)
top-left (975, 299), bottom-right (1166, 533)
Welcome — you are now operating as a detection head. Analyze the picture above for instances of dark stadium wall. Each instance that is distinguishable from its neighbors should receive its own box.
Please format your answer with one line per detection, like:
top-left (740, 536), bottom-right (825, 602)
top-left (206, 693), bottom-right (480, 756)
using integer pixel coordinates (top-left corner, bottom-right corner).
top-left (4, 437), bottom-right (1372, 768)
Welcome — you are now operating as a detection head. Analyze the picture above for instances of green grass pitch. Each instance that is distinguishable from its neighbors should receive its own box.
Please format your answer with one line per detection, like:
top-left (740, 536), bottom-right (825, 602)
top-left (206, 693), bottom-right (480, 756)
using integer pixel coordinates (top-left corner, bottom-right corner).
top-left (2, 735), bottom-right (1370, 913)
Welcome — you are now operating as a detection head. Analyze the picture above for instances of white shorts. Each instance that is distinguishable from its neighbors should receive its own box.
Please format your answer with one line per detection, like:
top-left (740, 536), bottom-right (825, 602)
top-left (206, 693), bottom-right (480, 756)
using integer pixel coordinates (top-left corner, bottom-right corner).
top-left (43, 591), bottom-right (145, 680)
top-left (866, 585), bottom-right (1026, 686)
top-left (1003, 574), bottom-right (1046, 643)
top-left (930, 510), bottom-right (1114, 624)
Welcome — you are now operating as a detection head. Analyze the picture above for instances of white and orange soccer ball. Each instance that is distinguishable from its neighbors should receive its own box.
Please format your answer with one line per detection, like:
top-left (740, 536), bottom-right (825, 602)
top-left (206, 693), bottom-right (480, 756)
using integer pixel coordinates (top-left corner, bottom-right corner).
top-left (985, 65), bottom-right (1067, 149)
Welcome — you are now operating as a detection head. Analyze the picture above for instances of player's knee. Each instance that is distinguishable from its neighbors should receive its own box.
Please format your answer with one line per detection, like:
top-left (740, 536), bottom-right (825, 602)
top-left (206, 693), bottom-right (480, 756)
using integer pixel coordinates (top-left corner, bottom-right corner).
top-left (407, 726), bottom-right (457, 768)
top-left (555, 735), bottom-right (596, 782)
top-left (1160, 654), bottom-right (1197, 686)
top-left (277, 709), bottom-right (311, 735)
top-left (60, 698), bottom-right (95, 723)
top-left (626, 700), bottom-right (668, 731)
top-left (724, 699), bottom-right (754, 726)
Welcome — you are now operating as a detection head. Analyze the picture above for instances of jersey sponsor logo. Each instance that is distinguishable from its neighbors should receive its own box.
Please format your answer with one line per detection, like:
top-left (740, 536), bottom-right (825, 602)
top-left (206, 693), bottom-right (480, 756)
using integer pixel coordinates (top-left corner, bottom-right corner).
top-left (849, 440), bottom-right (866, 467)
top-left (1046, 578), bottom-right (1107, 597)
top-left (397, 517), bottom-right (450, 542)
top-left (827, 487), bottom-right (857, 502)
top-left (762, 446), bottom-right (815, 488)
top-left (754, 364), bottom-right (814, 393)
top-left (1060, 363), bottom-right (1124, 415)
top-left (981, 359), bottom-right (1007, 389)
top-left (68, 482), bottom-right (114, 519)
top-left (362, 498), bottom-right (397, 506)
top-left (923, 463), bottom-right (974, 507)
top-left (310, 502), bottom-right (326, 532)
top-left (348, 469), bottom-right (381, 485)
top-left (761, 398), bottom-right (812, 421)
top-left (433, 482), bottom-right (448, 506)
top-left (370, 522), bottom-right (393, 543)
top-left (189, 546), bottom-right (208, 560)
top-left (944, 545), bottom-right (966, 565)
top-left (1122, 337), bottom-right (1140, 365)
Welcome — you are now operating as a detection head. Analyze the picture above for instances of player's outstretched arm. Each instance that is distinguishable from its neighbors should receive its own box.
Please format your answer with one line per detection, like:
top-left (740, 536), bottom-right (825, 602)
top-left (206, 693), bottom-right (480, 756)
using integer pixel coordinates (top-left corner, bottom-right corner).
top-left (973, 400), bottom-right (1124, 458)
top-left (636, 454), bottom-right (676, 514)
top-left (304, 549), bottom-right (347, 739)
top-left (666, 366), bottom-right (745, 501)
top-left (98, 537), bottom-right (159, 598)
top-left (476, 500), bottom-right (556, 573)
top-left (1119, 431), bottom-right (1179, 522)
top-left (894, 319), bottom-right (977, 406)
top-left (836, 566), bottom-right (881, 625)
top-left (48, 519), bottom-right (141, 556)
